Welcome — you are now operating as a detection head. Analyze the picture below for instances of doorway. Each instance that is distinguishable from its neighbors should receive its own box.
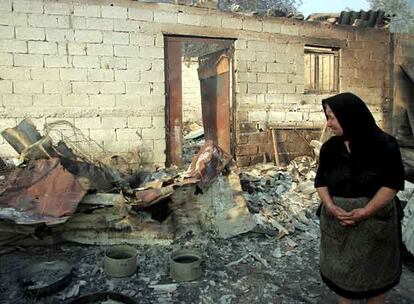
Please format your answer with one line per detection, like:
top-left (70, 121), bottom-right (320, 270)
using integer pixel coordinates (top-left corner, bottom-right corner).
top-left (164, 35), bottom-right (235, 168)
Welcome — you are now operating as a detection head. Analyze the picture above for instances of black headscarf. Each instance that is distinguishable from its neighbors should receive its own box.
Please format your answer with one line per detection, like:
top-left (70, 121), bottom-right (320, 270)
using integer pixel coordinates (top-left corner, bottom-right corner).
top-left (322, 92), bottom-right (383, 143)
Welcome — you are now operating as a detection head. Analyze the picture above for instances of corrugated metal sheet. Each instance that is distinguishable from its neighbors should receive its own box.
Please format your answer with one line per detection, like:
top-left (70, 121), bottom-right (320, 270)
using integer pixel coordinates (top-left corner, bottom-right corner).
top-left (337, 10), bottom-right (389, 28)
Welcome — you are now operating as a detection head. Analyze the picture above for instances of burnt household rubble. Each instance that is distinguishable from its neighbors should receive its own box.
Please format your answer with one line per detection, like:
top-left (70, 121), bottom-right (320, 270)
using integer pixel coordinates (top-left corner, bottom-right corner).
top-left (0, 118), bottom-right (413, 303)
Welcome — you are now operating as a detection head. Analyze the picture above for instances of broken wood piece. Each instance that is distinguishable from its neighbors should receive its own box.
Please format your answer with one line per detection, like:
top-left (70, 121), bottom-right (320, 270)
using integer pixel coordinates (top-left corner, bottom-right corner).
top-left (270, 128), bottom-right (280, 167)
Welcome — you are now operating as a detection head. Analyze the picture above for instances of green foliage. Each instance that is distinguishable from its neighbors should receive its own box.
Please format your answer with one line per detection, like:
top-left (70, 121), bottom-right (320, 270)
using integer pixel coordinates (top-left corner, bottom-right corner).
top-left (368, 0), bottom-right (414, 33)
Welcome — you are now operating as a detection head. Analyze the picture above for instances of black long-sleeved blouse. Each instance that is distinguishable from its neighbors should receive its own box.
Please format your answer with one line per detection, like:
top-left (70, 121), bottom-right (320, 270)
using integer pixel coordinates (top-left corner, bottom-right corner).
top-left (314, 134), bottom-right (405, 198)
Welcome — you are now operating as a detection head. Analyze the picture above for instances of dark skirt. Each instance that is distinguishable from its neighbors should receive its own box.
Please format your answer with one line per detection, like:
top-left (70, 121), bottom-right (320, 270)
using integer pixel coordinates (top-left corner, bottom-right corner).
top-left (319, 196), bottom-right (401, 299)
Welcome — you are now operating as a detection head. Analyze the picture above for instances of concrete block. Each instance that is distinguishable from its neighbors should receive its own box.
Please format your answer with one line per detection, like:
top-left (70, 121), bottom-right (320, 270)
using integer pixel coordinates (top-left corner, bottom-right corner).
top-left (235, 40), bottom-right (247, 50)
top-left (99, 82), bottom-right (125, 94)
top-left (154, 11), bottom-right (177, 24)
top-left (114, 19), bottom-right (141, 32)
top-left (60, 68), bottom-right (87, 81)
top-left (237, 94), bottom-right (257, 104)
top-left (125, 82), bottom-right (149, 95)
top-left (31, 67), bottom-right (60, 80)
top-left (0, 52), bottom-right (12, 65)
top-left (101, 57), bottom-right (126, 69)
top-left (44, 55), bottom-right (71, 67)
top-left (114, 45), bottom-right (139, 58)
top-left (3, 94), bottom-right (33, 107)
top-left (45, 29), bottom-right (75, 42)
top-left (75, 30), bottom-right (102, 43)
top-left (44, 2), bottom-right (71, 15)
top-left (0, 12), bottom-right (27, 26)
top-left (86, 44), bottom-right (113, 56)
top-left (141, 127), bottom-right (164, 139)
top-left (71, 16), bottom-right (87, 29)
top-left (28, 14), bottom-right (68, 28)
top-left (130, 33), bottom-right (154, 46)
top-left (248, 83), bottom-right (266, 94)
top-left (139, 46), bottom-right (163, 59)
top-left (13, 0), bottom-right (43, 13)
top-left (257, 73), bottom-right (275, 83)
top-left (248, 61), bottom-right (266, 72)
top-left (90, 129), bottom-right (117, 143)
top-left (128, 116), bottom-right (152, 128)
top-left (73, 4), bottom-right (101, 17)
top-left (14, 54), bottom-right (44, 67)
top-left (284, 94), bottom-right (301, 104)
top-left (248, 111), bottom-right (267, 122)
top-left (101, 116), bottom-right (127, 129)
top-left (309, 111), bottom-right (325, 121)
top-left (116, 128), bottom-right (140, 141)
top-left (127, 58), bottom-right (151, 70)
top-left (14, 80), bottom-right (43, 94)
top-left (101, 5), bottom-right (127, 19)
top-left (72, 81), bottom-right (100, 94)
top-left (116, 95), bottom-right (141, 107)
top-left (62, 94), bottom-right (89, 107)
top-left (238, 72), bottom-right (257, 83)
top-left (103, 31), bottom-right (129, 45)
top-left (44, 81), bottom-right (71, 94)
top-left (150, 58), bottom-right (164, 71)
top-left (103, 140), bottom-right (130, 153)
top-left (87, 69), bottom-right (114, 82)
top-left (280, 24), bottom-right (299, 36)
top-left (265, 94), bottom-right (284, 104)
top-left (141, 70), bottom-right (164, 83)
top-left (222, 17), bottom-right (242, 29)
top-left (256, 51), bottom-right (275, 63)
top-left (236, 50), bottom-right (255, 61)
top-left (72, 55), bottom-right (100, 68)
top-left (90, 94), bottom-right (115, 107)
top-left (236, 82), bottom-right (247, 94)
top-left (74, 117), bottom-right (101, 130)
top-left (263, 22), bottom-right (281, 33)
top-left (269, 111), bottom-right (286, 122)
top-left (151, 116), bottom-right (164, 128)
top-left (128, 7), bottom-right (153, 21)
top-left (67, 43), bottom-right (87, 55)
top-left (33, 94), bottom-right (61, 106)
top-left (150, 83), bottom-right (164, 95)
top-left (286, 111), bottom-right (303, 121)
top-left (178, 13), bottom-right (201, 26)
top-left (0, 0), bottom-right (11, 12)
top-left (295, 84), bottom-right (304, 94)
top-left (86, 17), bottom-right (113, 31)
top-left (0, 66), bottom-right (30, 79)
top-left (200, 15), bottom-right (221, 27)
top-left (28, 41), bottom-right (57, 54)
top-left (115, 70), bottom-right (140, 82)
top-left (0, 25), bottom-right (13, 38)
top-left (236, 144), bottom-right (258, 156)
top-left (0, 80), bottom-right (12, 93)
top-left (243, 18), bottom-right (262, 32)
top-left (0, 39), bottom-right (27, 53)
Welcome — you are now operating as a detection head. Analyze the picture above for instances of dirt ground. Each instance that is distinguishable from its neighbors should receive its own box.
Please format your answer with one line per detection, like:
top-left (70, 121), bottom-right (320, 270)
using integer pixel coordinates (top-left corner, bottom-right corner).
top-left (1, 226), bottom-right (413, 304)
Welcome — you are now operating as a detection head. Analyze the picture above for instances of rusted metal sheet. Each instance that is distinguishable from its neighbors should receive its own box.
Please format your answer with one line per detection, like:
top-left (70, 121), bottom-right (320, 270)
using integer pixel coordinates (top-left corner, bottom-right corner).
top-left (134, 185), bottom-right (174, 209)
top-left (165, 37), bottom-right (183, 167)
top-left (0, 158), bottom-right (86, 224)
top-left (188, 140), bottom-right (232, 189)
top-left (198, 49), bottom-right (231, 154)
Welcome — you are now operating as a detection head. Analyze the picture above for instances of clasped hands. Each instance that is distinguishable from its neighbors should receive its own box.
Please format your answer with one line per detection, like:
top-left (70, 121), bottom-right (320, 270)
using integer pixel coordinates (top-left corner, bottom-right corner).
top-left (325, 204), bottom-right (369, 226)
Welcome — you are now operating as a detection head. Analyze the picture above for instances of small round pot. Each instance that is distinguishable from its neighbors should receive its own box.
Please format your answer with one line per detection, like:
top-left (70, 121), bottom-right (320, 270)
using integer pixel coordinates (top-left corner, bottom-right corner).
top-left (169, 249), bottom-right (202, 282)
top-left (104, 245), bottom-right (138, 278)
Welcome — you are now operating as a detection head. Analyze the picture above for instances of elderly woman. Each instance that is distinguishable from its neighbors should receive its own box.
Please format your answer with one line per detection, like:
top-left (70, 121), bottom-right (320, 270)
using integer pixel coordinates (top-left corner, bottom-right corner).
top-left (314, 93), bottom-right (404, 304)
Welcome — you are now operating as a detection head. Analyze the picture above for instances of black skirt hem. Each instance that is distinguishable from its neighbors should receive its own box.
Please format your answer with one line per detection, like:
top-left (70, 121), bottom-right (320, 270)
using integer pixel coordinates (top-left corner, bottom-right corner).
top-left (320, 271), bottom-right (401, 299)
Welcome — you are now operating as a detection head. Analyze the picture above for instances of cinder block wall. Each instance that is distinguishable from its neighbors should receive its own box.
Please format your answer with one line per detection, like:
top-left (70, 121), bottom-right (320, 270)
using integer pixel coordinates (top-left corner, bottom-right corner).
top-left (0, 0), bottom-right (392, 166)
top-left (393, 33), bottom-right (414, 134)
top-left (182, 58), bottom-right (201, 123)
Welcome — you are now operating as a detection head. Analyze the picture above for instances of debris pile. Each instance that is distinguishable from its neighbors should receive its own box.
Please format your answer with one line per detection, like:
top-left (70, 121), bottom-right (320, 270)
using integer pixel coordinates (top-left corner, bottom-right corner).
top-left (240, 156), bottom-right (320, 239)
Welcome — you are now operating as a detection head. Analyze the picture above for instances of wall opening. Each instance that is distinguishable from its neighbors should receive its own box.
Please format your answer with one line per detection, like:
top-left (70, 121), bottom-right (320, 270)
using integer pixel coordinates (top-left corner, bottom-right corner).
top-left (164, 35), bottom-right (235, 168)
top-left (304, 45), bottom-right (339, 94)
